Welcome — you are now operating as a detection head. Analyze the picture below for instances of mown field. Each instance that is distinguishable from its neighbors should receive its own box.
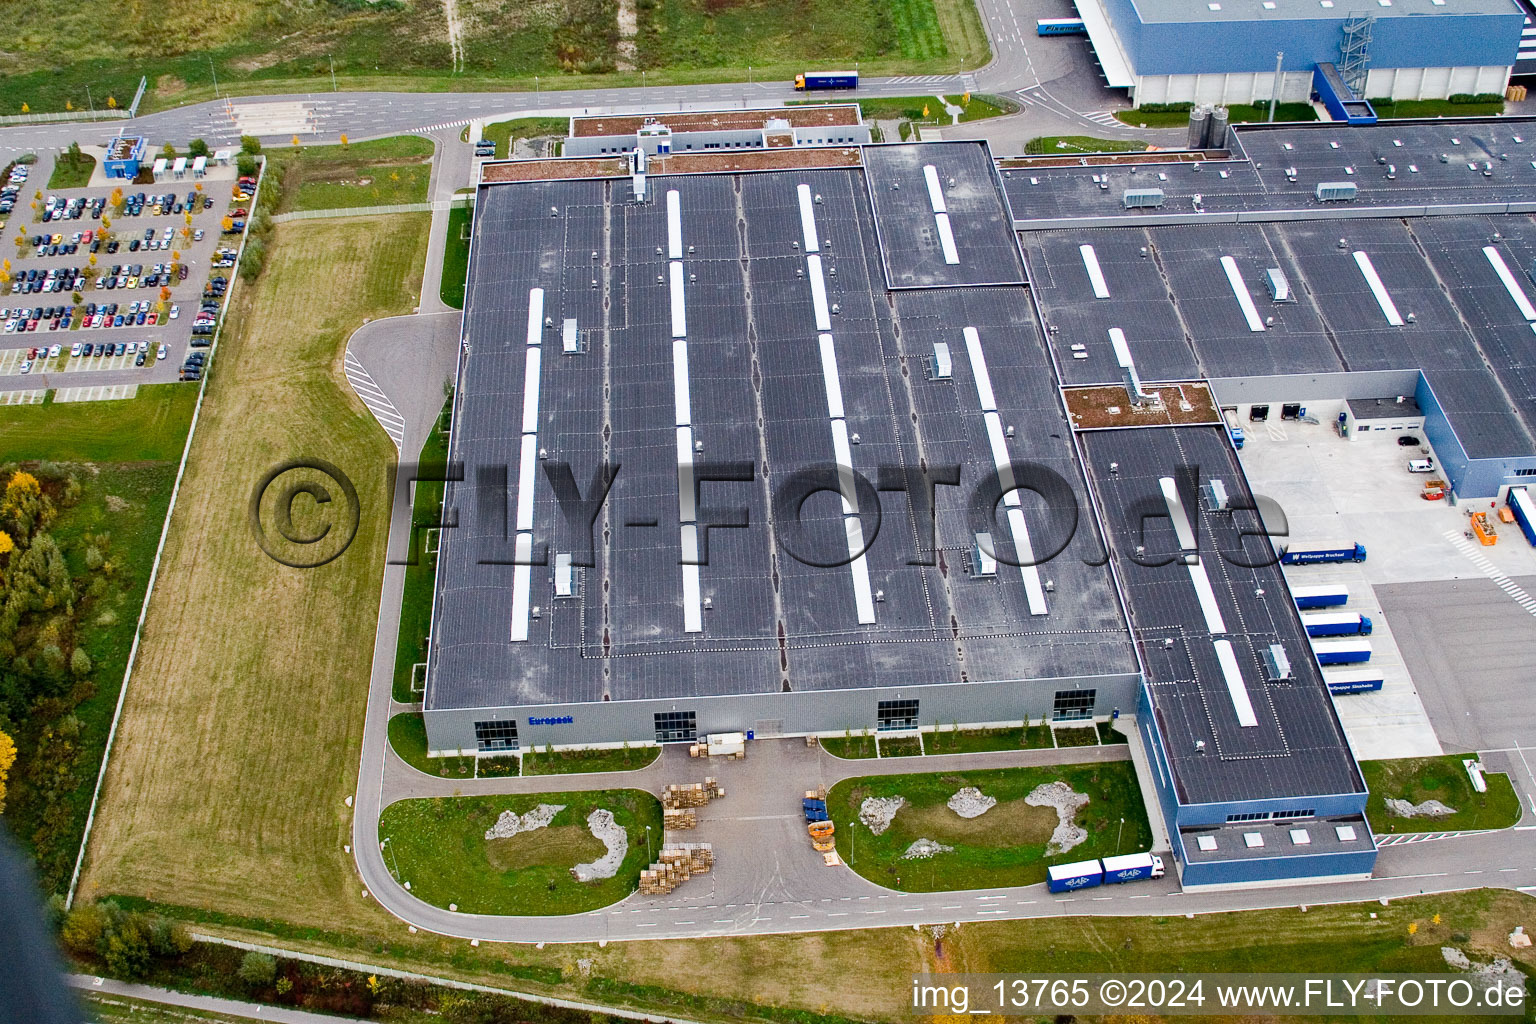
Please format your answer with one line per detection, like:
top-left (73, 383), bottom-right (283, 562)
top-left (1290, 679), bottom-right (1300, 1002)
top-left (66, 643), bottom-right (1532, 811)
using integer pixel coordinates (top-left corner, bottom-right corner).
top-left (263, 136), bottom-right (436, 215)
top-left (76, 213), bottom-right (430, 930)
top-left (4, 0), bottom-right (986, 116)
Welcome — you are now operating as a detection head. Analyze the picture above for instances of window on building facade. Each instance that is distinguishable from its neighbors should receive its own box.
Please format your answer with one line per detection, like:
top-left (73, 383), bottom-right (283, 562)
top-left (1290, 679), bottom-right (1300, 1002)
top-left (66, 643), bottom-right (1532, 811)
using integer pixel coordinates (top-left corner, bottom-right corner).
top-left (876, 699), bottom-right (919, 731)
top-left (1052, 688), bottom-right (1096, 721)
top-left (473, 719), bottom-right (519, 752)
top-left (1226, 811), bottom-right (1270, 823)
top-left (654, 711), bottom-right (697, 743)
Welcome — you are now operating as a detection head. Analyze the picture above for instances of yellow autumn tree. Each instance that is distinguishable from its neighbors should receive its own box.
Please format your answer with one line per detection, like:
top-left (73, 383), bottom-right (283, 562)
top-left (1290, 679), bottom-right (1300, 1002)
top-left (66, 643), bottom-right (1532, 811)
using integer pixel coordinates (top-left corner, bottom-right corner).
top-left (0, 530), bottom-right (13, 556)
top-left (0, 729), bottom-right (16, 813)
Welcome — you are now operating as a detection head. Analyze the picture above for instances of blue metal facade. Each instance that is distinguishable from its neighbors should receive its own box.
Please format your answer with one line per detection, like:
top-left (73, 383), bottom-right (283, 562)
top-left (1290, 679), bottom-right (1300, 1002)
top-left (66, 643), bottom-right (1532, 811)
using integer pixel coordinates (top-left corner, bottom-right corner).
top-left (1137, 684), bottom-right (1378, 886)
top-left (1100, 0), bottom-right (1521, 77)
top-left (1414, 373), bottom-right (1536, 498)
top-left (103, 136), bottom-right (146, 180)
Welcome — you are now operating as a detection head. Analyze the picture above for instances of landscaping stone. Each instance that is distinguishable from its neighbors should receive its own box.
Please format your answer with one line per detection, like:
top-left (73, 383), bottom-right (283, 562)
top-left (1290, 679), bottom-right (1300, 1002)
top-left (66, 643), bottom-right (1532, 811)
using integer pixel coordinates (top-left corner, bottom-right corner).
top-left (1443, 947), bottom-right (1472, 970)
top-left (947, 786), bottom-right (996, 819)
top-left (1386, 797), bottom-right (1456, 818)
top-left (571, 808), bottom-right (628, 882)
top-left (483, 802), bottom-right (564, 840)
top-left (1025, 781), bottom-right (1090, 854)
top-left (901, 838), bottom-right (954, 859)
top-left (859, 796), bottom-right (906, 835)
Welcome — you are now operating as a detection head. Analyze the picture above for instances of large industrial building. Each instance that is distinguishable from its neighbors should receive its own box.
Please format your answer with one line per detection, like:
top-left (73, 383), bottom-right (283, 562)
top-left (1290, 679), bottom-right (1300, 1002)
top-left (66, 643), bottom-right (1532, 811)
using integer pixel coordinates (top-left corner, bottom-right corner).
top-left (422, 112), bottom-right (1536, 886)
top-left (1074, 0), bottom-right (1523, 106)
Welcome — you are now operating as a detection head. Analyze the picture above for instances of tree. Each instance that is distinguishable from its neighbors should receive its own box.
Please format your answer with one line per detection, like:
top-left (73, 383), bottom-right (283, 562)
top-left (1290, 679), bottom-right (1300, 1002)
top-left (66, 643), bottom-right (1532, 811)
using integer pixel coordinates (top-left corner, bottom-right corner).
top-left (106, 96), bottom-right (117, 110)
top-left (0, 728), bottom-right (14, 813)
top-left (59, 902), bottom-right (108, 956)
top-left (101, 915), bottom-right (154, 979)
top-left (20, 103), bottom-right (28, 114)
top-left (290, 134), bottom-right (301, 150)
top-left (66, 141), bottom-right (83, 167)
top-left (70, 647), bottom-right (91, 678)
top-left (109, 187), bottom-right (124, 211)
top-left (240, 135), bottom-right (262, 155)
top-left (236, 153), bottom-right (257, 178)
top-left (238, 951), bottom-right (277, 987)
top-left (221, 215), bottom-right (233, 233)
top-left (65, 100), bottom-right (73, 112)
top-left (340, 133), bottom-right (349, 147)
top-left (188, 138), bottom-right (209, 158)
top-left (161, 142), bottom-right (176, 159)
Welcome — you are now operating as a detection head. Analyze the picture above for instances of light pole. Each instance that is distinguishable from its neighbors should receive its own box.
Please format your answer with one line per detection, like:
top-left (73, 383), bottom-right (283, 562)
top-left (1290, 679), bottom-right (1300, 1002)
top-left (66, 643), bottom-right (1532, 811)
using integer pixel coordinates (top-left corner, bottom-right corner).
top-left (85, 85), bottom-right (94, 118)
top-left (329, 55), bottom-right (338, 93)
top-left (380, 837), bottom-right (401, 881)
top-left (534, 76), bottom-right (540, 106)
top-left (209, 58), bottom-right (220, 100)
top-left (1116, 817), bottom-right (1125, 852)
top-left (849, 822), bottom-right (855, 865)
top-left (645, 825), bottom-right (653, 862)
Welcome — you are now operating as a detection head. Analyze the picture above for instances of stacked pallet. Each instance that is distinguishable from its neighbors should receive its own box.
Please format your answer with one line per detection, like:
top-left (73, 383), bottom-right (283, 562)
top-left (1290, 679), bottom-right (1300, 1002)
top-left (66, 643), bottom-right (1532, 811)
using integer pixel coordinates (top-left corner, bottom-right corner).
top-left (661, 778), bottom-right (724, 809)
top-left (663, 807), bottom-right (697, 830)
top-left (638, 844), bottom-right (715, 895)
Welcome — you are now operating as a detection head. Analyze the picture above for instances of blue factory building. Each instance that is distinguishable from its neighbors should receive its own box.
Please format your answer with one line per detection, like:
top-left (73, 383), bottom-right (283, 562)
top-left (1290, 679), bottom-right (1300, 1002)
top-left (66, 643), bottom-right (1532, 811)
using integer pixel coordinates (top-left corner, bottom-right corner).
top-left (1074, 0), bottom-right (1522, 107)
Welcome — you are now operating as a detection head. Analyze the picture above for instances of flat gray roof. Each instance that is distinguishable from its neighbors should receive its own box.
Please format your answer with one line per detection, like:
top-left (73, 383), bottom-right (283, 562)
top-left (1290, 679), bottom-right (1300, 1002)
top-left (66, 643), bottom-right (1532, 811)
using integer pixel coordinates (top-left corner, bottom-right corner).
top-left (426, 163), bottom-right (1136, 712)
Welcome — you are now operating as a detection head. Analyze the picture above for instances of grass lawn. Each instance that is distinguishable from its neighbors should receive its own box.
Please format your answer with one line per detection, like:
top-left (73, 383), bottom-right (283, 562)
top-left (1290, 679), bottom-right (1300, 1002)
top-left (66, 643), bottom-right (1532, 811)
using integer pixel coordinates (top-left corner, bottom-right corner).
top-left (0, 385), bottom-right (197, 893)
top-left (945, 93), bottom-right (1017, 121)
top-left (822, 734), bottom-right (877, 759)
top-left (86, 993), bottom-right (255, 1024)
top-left (392, 400), bottom-right (449, 703)
top-left (1115, 102), bottom-right (1318, 128)
top-left (265, 136), bottom-right (435, 215)
top-left (830, 763), bottom-right (1150, 892)
top-left (522, 745), bottom-right (660, 775)
top-left (1362, 754), bottom-right (1522, 834)
top-left (1025, 135), bottom-right (1149, 155)
top-left (1097, 720), bottom-right (1125, 744)
top-left (1053, 724), bottom-right (1101, 747)
top-left (438, 205), bottom-right (471, 310)
top-left (377, 790), bottom-right (662, 916)
top-left (76, 213), bottom-right (432, 934)
top-left (482, 117), bottom-right (569, 159)
top-left (878, 736), bottom-right (924, 757)
top-left (387, 713), bottom-right (484, 779)
top-left (48, 152), bottom-right (96, 189)
top-left (1370, 98), bottom-right (1504, 118)
top-left (922, 725), bottom-right (1055, 754)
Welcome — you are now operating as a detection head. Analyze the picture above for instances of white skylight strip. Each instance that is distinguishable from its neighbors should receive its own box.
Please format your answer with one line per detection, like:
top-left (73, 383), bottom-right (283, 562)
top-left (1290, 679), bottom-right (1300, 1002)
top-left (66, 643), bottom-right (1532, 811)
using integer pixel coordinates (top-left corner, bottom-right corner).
top-left (1213, 639), bottom-right (1260, 727)
top-left (521, 346), bottom-right (542, 434)
top-left (516, 433), bottom-right (538, 533)
top-left (673, 339), bottom-right (692, 427)
top-left (934, 213), bottom-right (960, 265)
top-left (923, 164), bottom-right (947, 213)
top-left (1220, 255), bottom-right (1266, 332)
top-left (1188, 562), bottom-right (1228, 634)
top-left (669, 260), bottom-right (687, 338)
top-left (1006, 506), bottom-right (1050, 616)
top-left (682, 526), bottom-right (703, 633)
top-left (830, 418), bottom-right (860, 515)
top-left (983, 411), bottom-right (1013, 478)
top-left (510, 534), bottom-right (534, 642)
top-left (1159, 476), bottom-right (1199, 553)
top-left (963, 326), bottom-right (997, 411)
top-left (1080, 244), bottom-right (1110, 298)
top-left (667, 189), bottom-right (683, 260)
top-left (818, 333), bottom-right (845, 419)
top-left (845, 518), bottom-right (877, 624)
top-left (1483, 245), bottom-right (1536, 321)
top-left (796, 183), bottom-right (820, 253)
top-left (1353, 250), bottom-right (1404, 326)
top-left (807, 254), bottom-right (832, 331)
top-left (676, 426), bottom-right (696, 523)
top-left (525, 287), bottom-right (545, 347)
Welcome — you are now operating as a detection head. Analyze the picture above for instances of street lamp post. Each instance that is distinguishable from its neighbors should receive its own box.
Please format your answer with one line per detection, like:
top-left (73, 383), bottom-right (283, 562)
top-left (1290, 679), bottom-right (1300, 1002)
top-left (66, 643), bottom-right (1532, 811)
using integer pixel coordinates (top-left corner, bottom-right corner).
top-left (1116, 817), bottom-right (1125, 851)
top-left (329, 55), bottom-right (338, 93)
top-left (645, 825), bottom-right (653, 862)
top-left (849, 822), bottom-right (855, 865)
top-left (209, 58), bottom-right (220, 100)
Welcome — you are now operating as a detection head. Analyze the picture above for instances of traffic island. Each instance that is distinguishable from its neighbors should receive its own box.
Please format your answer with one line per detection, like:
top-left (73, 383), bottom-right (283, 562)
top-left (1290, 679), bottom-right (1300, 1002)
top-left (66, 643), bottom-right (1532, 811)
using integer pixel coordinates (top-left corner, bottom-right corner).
top-left (828, 764), bottom-right (1151, 892)
top-left (376, 790), bottom-right (663, 915)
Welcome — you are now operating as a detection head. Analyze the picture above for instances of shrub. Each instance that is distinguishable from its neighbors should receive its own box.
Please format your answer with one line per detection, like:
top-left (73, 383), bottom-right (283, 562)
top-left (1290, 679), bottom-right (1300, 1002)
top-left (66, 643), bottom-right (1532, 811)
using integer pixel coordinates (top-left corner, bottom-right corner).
top-left (240, 135), bottom-right (262, 155)
top-left (188, 139), bottom-right (209, 157)
top-left (59, 901), bottom-right (107, 955)
top-left (236, 153), bottom-right (258, 178)
top-left (238, 951), bottom-right (277, 987)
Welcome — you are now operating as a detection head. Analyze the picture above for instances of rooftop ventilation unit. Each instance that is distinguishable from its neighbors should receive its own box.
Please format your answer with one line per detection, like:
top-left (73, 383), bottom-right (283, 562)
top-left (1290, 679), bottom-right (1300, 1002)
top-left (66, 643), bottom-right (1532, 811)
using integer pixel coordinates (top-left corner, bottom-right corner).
top-left (1205, 478), bottom-right (1229, 511)
top-left (931, 341), bottom-right (952, 380)
top-left (1262, 643), bottom-right (1293, 681)
top-left (1315, 181), bottom-right (1358, 202)
top-left (1264, 268), bottom-right (1294, 303)
top-left (1123, 187), bottom-right (1165, 209)
top-left (973, 533), bottom-right (998, 577)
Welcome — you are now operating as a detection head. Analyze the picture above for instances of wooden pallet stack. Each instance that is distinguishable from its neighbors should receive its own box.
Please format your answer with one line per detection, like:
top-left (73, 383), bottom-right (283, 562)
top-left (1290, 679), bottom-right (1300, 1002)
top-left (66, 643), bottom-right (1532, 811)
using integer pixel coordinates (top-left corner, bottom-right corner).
top-left (661, 778), bottom-right (724, 809)
top-left (663, 807), bottom-right (697, 830)
top-left (638, 843), bottom-right (715, 895)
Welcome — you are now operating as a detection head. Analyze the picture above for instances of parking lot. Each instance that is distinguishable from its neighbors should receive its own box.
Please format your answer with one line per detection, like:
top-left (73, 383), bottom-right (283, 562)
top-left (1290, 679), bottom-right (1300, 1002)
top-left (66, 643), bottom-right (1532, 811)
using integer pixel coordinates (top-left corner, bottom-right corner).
top-left (0, 153), bottom-right (250, 391)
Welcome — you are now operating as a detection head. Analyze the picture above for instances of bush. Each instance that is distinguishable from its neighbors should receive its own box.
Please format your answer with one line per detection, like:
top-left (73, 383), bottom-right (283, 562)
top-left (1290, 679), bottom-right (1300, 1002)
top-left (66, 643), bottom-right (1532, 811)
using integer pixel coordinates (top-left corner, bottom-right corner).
top-left (236, 153), bottom-right (258, 178)
top-left (1449, 92), bottom-right (1503, 104)
top-left (59, 902), bottom-right (108, 955)
top-left (238, 951), bottom-right (277, 987)
top-left (240, 135), bottom-right (262, 155)
top-left (1136, 101), bottom-right (1194, 113)
top-left (238, 237), bottom-right (266, 283)
top-left (188, 139), bottom-right (209, 157)
top-left (69, 647), bottom-right (92, 678)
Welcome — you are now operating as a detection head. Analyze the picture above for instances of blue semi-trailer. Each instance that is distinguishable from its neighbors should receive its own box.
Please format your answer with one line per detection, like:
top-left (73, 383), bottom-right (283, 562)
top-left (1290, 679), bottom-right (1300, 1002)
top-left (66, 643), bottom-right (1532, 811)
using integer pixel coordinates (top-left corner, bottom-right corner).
top-left (1509, 487), bottom-right (1536, 548)
top-left (1280, 542), bottom-right (1367, 565)
top-left (1301, 612), bottom-right (1373, 637)
top-left (1291, 584), bottom-right (1349, 609)
top-left (1324, 669), bottom-right (1385, 694)
top-left (794, 71), bottom-right (859, 90)
top-left (1046, 853), bottom-right (1165, 892)
top-left (1313, 639), bottom-right (1372, 665)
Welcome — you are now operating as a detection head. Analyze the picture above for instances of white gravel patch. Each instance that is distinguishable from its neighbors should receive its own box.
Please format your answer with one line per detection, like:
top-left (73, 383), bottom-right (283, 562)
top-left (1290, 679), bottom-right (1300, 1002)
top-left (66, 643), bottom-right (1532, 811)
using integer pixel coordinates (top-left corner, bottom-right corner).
top-left (483, 803), bottom-right (564, 840)
top-left (1443, 947), bottom-right (1472, 970)
top-left (1025, 781), bottom-right (1091, 855)
top-left (1386, 798), bottom-right (1456, 818)
top-left (859, 796), bottom-right (906, 835)
top-left (901, 838), bottom-right (954, 859)
top-left (947, 786), bottom-right (996, 819)
top-left (571, 809), bottom-right (628, 882)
